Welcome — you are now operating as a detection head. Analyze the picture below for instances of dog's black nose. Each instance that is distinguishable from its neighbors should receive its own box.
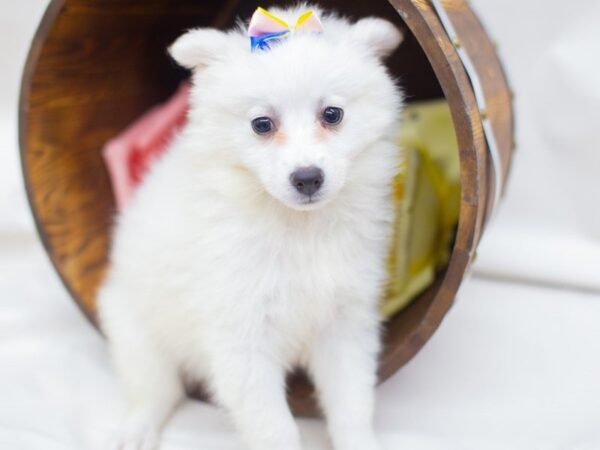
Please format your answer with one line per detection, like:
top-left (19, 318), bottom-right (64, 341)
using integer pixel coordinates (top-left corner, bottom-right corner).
top-left (290, 166), bottom-right (324, 196)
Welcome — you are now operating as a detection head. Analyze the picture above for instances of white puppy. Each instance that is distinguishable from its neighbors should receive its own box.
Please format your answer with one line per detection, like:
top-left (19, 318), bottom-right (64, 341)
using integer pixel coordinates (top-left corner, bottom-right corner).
top-left (99, 5), bottom-right (403, 450)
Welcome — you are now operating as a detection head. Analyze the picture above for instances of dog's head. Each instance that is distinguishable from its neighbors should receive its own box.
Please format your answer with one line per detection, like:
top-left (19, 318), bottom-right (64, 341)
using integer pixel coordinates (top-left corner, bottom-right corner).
top-left (170, 7), bottom-right (403, 211)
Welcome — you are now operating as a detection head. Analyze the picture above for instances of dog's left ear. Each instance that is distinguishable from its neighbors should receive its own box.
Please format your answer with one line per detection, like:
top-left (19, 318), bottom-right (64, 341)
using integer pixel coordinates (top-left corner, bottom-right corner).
top-left (169, 28), bottom-right (234, 70)
top-left (350, 18), bottom-right (404, 59)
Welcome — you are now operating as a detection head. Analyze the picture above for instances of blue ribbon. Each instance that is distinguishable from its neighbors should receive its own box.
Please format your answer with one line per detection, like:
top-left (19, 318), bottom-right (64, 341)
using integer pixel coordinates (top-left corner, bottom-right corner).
top-left (250, 30), bottom-right (291, 52)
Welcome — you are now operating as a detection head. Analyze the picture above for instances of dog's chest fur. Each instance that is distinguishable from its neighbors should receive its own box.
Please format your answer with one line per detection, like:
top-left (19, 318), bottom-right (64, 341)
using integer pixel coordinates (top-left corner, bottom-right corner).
top-left (186, 181), bottom-right (388, 367)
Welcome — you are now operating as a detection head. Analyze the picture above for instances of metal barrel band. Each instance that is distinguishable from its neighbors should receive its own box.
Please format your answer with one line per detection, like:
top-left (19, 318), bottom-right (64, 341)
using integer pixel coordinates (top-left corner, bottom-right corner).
top-left (428, 0), bottom-right (504, 211)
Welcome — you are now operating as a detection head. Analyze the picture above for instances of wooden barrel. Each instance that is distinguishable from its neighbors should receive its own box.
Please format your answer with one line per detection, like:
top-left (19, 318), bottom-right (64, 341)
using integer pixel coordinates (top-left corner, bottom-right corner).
top-left (19, 0), bottom-right (514, 416)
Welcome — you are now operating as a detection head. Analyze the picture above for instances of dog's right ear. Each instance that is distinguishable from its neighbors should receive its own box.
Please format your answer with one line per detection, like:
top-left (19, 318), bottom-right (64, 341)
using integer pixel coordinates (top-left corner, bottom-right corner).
top-left (349, 18), bottom-right (404, 60)
top-left (169, 28), bottom-right (232, 70)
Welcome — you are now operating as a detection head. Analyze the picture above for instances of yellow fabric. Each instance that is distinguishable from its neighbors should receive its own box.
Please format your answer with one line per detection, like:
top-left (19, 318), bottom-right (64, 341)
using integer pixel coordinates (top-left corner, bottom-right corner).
top-left (382, 99), bottom-right (461, 317)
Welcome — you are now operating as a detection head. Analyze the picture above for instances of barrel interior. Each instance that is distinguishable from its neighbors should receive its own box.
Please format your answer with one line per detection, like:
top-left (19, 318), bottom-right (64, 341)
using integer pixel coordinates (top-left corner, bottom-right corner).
top-left (21, 0), bottom-right (460, 415)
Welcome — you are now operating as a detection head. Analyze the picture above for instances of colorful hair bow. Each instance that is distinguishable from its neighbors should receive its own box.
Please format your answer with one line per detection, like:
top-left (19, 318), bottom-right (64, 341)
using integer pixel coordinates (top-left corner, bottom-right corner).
top-left (248, 7), bottom-right (324, 51)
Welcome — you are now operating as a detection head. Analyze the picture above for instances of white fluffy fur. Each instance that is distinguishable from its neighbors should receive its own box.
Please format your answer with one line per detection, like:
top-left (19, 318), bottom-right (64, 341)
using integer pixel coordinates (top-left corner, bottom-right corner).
top-left (99, 6), bottom-right (403, 450)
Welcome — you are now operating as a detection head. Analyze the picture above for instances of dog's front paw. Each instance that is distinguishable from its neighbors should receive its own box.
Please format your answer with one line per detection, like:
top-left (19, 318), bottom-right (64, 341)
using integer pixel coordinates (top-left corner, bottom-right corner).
top-left (106, 426), bottom-right (160, 450)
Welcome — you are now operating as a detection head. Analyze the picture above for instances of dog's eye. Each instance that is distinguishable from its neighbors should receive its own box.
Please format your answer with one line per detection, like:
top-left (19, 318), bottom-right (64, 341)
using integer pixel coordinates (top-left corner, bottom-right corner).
top-left (251, 117), bottom-right (275, 135)
top-left (322, 107), bottom-right (344, 126)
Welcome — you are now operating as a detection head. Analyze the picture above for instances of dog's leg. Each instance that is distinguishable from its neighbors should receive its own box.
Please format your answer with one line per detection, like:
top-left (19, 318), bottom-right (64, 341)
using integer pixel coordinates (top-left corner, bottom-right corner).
top-left (104, 322), bottom-right (184, 450)
top-left (308, 316), bottom-right (382, 450)
top-left (210, 346), bottom-right (302, 450)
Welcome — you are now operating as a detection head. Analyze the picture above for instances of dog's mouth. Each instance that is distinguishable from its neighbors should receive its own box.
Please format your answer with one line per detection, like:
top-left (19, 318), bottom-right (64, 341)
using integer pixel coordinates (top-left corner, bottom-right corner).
top-left (290, 192), bottom-right (329, 211)
top-left (301, 195), bottom-right (320, 205)
top-left (266, 180), bottom-right (338, 212)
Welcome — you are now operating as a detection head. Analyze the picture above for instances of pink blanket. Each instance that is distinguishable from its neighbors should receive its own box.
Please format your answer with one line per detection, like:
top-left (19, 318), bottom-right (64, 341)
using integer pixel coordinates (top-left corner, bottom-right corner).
top-left (102, 82), bottom-right (191, 209)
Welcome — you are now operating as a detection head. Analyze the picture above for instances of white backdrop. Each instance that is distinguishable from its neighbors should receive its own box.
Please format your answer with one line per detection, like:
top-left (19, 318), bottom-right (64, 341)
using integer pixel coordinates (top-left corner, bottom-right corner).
top-left (471, 0), bottom-right (600, 292)
top-left (1, 1), bottom-right (599, 450)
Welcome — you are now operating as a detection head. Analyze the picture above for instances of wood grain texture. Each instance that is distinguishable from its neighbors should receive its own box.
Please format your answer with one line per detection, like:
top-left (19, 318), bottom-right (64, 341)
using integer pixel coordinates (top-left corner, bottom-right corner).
top-left (20, 0), bottom-right (513, 417)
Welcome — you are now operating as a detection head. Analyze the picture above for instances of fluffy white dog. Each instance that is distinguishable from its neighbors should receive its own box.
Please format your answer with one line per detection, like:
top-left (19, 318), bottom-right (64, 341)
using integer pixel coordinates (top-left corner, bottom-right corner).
top-left (99, 5), bottom-right (403, 450)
